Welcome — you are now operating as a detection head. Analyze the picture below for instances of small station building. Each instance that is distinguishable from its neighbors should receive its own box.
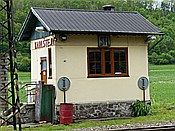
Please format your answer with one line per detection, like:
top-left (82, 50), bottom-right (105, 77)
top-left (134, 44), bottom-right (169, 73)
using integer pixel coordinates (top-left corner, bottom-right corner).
top-left (18, 6), bottom-right (163, 120)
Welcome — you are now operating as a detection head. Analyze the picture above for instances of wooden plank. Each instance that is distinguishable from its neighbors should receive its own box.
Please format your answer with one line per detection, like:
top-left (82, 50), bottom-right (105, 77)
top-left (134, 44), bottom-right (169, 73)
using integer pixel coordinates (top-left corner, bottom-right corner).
top-left (0, 53), bottom-right (8, 112)
top-left (0, 69), bottom-right (8, 72)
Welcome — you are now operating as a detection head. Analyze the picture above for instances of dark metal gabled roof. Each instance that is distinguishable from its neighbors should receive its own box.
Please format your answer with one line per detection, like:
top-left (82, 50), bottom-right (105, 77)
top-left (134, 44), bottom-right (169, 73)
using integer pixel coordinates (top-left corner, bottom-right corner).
top-left (18, 7), bottom-right (164, 41)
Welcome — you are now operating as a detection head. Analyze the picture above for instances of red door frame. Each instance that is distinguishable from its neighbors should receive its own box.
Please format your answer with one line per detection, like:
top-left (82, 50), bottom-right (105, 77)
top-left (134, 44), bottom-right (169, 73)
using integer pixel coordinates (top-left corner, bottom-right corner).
top-left (40, 57), bottom-right (47, 84)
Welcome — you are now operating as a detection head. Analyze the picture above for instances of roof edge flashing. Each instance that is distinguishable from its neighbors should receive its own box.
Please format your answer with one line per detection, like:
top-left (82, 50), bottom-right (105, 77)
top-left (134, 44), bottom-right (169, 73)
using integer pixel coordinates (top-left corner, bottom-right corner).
top-left (18, 10), bottom-right (33, 41)
top-left (31, 7), bottom-right (51, 32)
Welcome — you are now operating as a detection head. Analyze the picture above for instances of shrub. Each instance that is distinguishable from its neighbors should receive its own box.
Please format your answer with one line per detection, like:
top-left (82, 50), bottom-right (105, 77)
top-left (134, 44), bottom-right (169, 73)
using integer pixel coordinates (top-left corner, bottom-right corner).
top-left (149, 52), bottom-right (174, 65)
top-left (149, 52), bottom-right (158, 64)
top-left (130, 100), bottom-right (150, 117)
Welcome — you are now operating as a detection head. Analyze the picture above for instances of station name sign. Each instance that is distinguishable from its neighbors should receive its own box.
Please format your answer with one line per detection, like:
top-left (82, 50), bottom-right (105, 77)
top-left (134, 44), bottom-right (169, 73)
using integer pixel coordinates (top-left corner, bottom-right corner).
top-left (34, 38), bottom-right (54, 49)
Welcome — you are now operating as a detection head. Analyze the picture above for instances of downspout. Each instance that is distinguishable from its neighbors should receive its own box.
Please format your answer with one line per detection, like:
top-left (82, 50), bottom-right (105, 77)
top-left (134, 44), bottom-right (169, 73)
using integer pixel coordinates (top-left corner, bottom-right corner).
top-left (148, 34), bottom-right (164, 52)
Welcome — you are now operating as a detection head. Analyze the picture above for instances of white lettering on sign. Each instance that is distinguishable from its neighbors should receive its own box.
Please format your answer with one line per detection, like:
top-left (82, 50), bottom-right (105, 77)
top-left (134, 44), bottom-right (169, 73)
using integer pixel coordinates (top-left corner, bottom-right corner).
top-left (34, 38), bottom-right (54, 49)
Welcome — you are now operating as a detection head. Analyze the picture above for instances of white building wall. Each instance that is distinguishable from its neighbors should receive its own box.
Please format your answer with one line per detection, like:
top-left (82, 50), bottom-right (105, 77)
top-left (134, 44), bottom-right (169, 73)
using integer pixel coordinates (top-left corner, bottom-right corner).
top-left (31, 35), bottom-right (150, 105)
top-left (54, 35), bottom-right (149, 104)
top-left (31, 36), bottom-right (55, 84)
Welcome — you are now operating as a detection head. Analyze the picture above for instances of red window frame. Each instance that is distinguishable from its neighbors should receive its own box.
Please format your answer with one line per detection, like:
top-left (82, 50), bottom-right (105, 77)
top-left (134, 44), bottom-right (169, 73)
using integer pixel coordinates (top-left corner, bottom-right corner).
top-left (87, 47), bottom-right (129, 77)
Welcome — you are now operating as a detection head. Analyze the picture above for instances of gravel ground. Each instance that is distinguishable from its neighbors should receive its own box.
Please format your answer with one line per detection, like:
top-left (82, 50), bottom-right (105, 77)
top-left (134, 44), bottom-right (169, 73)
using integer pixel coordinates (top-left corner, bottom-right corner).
top-left (72, 120), bottom-right (175, 130)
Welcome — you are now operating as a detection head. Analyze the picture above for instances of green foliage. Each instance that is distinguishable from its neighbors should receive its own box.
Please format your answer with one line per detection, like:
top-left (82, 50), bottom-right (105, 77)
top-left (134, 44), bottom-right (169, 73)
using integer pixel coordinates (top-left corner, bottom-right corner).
top-left (130, 100), bottom-right (150, 117)
top-left (149, 52), bottom-right (174, 65)
top-left (17, 55), bottom-right (31, 72)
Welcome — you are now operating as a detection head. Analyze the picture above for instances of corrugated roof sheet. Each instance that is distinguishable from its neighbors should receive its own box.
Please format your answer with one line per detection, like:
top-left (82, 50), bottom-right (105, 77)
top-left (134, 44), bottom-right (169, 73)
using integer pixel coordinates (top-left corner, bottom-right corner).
top-left (18, 7), bottom-right (163, 41)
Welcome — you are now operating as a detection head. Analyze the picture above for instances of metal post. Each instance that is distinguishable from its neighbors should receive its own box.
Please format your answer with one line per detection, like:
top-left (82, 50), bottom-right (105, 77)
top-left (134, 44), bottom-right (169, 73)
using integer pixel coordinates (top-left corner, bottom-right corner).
top-left (0, 0), bottom-right (21, 130)
top-left (143, 89), bottom-right (146, 103)
top-left (63, 78), bottom-right (66, 103)
top-left (63, 90), bottom-right (66, 103)
top-left (7, 0), bottom-right (17, 129)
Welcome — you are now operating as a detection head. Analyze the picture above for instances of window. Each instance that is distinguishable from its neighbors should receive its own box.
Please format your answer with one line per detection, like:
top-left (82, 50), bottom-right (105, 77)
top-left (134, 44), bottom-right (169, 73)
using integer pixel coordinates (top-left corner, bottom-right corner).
top-left (48, 48), bottom-right (52, 78)
top-left (87, 48), bottom-right (128, 77)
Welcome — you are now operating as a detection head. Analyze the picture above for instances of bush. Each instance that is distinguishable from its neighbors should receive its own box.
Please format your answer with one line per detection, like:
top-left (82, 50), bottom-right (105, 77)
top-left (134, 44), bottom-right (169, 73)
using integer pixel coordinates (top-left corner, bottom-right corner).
top-left (149, 52), bottom-right (174, 65)
top-left (149, 52), bottom-right (158, 64)
top-left (130, 100), bottom-right (150, 117)
top-left (168, 50), bottom-right (175, 62)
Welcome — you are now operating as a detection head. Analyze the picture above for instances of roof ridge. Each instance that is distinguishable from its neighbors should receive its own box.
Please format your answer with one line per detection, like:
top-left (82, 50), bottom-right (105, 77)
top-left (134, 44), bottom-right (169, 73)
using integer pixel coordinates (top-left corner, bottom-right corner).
top-left (32, 7), bottom-right (138, 14)
top-left (32, 7), bottom-right (103, 12)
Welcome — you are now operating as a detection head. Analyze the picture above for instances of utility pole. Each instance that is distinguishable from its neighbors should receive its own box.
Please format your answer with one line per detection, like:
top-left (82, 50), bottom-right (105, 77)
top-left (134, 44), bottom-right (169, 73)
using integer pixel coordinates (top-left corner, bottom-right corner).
top-left (0, 0), bottom-right (21, 130)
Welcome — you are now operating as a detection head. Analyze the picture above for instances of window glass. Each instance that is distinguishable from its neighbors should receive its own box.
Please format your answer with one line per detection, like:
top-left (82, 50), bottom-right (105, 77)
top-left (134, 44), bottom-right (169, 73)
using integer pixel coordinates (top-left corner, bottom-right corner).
top-left (41, 60), bottom-right (46, 71)
top-left (89, 49), bottom-right (101, 74)
top-left (114, 50), bottom-right (119, 61)
top-left (114, 49), bottom-right (126, 74)
top-left (120, 50), bottom-right (126, 61)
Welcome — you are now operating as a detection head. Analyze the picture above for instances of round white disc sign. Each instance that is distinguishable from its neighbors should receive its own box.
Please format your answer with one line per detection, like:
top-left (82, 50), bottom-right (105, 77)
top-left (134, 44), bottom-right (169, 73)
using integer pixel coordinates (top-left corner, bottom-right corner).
top-left (138, 77), bottom-right (149, 90)
top-left (58, 77), bottom-right (71, 91)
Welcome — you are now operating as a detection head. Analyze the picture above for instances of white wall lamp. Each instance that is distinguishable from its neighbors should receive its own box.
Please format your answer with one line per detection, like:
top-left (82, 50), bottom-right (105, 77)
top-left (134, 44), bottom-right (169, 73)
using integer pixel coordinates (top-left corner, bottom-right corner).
top-left (54, 37), bottom-right (57, 41)
top-left (35, 26), bottom-right (46, 32)
top-left (59, 34), bottom-right (67, 41)
top-left (145, 36), bottom-right (156, 44)
top-left (148, 35), bottom-right (164, 52)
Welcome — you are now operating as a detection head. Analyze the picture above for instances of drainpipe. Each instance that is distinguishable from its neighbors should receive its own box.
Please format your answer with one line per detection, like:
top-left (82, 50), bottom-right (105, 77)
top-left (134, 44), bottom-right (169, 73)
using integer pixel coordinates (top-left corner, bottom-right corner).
top-left (148, 34), bottom-right (164, 52)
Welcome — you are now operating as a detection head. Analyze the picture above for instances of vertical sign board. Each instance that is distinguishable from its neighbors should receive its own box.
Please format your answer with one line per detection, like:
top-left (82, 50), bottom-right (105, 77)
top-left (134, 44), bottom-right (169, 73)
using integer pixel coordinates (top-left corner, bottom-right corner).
top-left (35, 83), bottom-right (42, 122)
top-left (57, 77), bottom-right (73, 125)
top-left (138, 76), bottom-right (149, 103)
top-left (58, 77), bottom-right (71, 91)
top-left (57, 77), bottom-right (71, 103)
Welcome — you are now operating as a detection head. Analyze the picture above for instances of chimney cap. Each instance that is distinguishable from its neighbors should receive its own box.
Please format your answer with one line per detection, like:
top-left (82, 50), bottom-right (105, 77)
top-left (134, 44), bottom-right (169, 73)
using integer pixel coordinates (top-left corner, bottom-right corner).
top-left (103, 5), bottom-right (115, 11)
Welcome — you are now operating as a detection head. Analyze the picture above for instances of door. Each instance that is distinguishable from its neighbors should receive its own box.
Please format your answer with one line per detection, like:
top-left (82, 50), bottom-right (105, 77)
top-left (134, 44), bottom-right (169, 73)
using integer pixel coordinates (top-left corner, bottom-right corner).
top-left (35, 83), bottom-right (55, 123)
top-left (40, 57), bottom-right (47, 84)
top-left (40, 85), bottom-right (53, 122)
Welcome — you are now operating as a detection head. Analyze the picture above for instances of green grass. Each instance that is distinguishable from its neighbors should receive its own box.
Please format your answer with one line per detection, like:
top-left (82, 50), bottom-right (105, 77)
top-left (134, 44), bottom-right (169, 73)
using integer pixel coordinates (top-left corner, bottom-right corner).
top-left (149, 64), bottom-right (175, 107)
top-left (18, 72), bottom-right (31, 83)
top-left (6, 72), bottom-right (31, 104)
top-left (18, 72), bottom-right (31, 102)
top-left (2, 64), bottom-right (175, 130)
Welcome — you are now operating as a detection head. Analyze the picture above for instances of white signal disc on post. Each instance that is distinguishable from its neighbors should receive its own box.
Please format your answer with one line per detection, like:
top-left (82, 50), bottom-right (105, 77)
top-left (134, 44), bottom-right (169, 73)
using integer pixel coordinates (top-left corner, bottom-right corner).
top-left (138, 76), bottom-right (149, 90)
top-left (58, 77), bottom-right (71, 91)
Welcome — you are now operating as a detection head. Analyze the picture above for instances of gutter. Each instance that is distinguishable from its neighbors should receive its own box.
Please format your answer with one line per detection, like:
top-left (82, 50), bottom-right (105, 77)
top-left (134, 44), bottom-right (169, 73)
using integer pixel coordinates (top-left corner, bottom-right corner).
top-left (148, 34), bottom-right (165, 52)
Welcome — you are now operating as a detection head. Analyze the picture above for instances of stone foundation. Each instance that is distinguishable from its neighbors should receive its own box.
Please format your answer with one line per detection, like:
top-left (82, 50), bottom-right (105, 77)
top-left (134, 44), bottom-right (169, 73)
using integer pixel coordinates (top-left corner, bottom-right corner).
top-left (73, 101), bottom-right (134, 119)
top-left (20, 103), bottom-right (35, 123)
top-left (6, 103), bottom-right (35, 124)
top-left (56, 101), bottom-right (138, 120)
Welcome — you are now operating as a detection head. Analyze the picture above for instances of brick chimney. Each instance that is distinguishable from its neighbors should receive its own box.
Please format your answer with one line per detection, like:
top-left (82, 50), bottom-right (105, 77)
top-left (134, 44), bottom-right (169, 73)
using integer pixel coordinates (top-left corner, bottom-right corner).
top-left (103, 5), bottom-right (115, 11)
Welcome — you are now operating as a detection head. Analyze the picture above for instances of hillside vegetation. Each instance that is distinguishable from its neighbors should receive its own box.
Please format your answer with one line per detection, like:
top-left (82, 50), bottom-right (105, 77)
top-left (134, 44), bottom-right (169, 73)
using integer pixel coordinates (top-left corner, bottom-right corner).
top-left (0, 0), bottom-right (175, 71)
